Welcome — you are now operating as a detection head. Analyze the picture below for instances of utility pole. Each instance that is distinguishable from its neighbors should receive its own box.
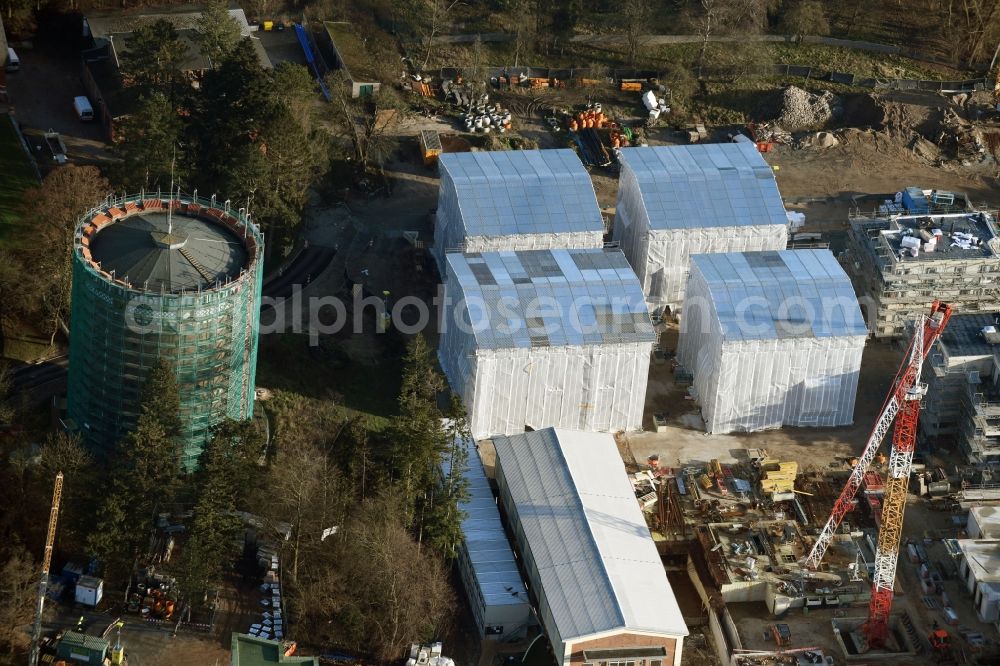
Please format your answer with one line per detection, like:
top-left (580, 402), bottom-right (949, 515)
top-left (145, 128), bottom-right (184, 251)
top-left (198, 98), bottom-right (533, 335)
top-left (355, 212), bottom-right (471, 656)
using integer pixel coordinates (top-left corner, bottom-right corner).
top-left (29, 472), bottom-right (64, 666)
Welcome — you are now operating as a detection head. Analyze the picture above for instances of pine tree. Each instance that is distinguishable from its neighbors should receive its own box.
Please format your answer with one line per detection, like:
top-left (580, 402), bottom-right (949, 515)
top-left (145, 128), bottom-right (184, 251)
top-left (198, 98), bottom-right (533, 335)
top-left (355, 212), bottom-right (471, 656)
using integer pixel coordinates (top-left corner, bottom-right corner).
top-left (422, 395), bottom-right (471, 558)
top-left (112, 92), bottom-right (187, 192)
top-left (139, 358), bottom-right (182, 441)
top-left (178, 419), bottom-right (264, 606)
top-left (195, 0), bottom-right (243, 68)
top-left (87, 360), bottom-right (181, 578)
top-left (391, 335), bottom-right (448, 529)
top-left (119, 20), bottom-right (187, 99)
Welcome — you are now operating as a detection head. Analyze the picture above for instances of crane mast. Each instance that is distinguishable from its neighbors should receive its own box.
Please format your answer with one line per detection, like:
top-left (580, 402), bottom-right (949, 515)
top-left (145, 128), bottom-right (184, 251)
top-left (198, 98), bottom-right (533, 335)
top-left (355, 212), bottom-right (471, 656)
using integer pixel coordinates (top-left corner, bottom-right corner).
top-left (801, 301), bottom-right (951, 650)
top-left (28, 472), bottom-right (64, 666)
top-left (865, 302), bottom-right (952, 648)
top-left (802, 315), bottom-right (924, 570)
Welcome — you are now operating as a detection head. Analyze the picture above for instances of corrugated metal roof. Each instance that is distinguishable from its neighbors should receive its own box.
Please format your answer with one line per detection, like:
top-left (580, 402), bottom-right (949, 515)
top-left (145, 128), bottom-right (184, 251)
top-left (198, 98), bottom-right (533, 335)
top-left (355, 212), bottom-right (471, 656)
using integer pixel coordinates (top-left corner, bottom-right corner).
top-left (59, 632), bottom-right (109, 651)
top-left (446, 437), bottom-right (531, 609)
top-left (689, 249), bottom-right (867, 341)
top-left (618, 142), bottom-right (787, 230)
top-left (445, 248), bottom-right (655, 349)
top-left (439, 149), bottom-right (604, 237)
top-left (492, 428), bottom-right (688, 642)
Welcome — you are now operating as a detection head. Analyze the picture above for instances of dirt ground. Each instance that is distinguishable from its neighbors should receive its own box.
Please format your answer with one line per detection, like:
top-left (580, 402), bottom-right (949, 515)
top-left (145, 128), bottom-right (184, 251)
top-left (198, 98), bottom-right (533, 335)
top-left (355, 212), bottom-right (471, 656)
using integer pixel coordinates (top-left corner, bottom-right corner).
top-left (729, 602), bottom-right (845, 663)
top-left (626, 328), bottom-right (904, 472)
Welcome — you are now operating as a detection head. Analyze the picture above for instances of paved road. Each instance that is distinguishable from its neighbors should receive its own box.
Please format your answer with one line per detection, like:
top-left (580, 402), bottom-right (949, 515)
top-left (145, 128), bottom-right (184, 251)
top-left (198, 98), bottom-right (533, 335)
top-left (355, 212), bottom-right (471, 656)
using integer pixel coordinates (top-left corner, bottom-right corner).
top-left (10, 354), bottom-right (68, 399)
top-left (5, 50), bottom-right (105, 142)
top-left (261, 246), bottom-right (338, 301)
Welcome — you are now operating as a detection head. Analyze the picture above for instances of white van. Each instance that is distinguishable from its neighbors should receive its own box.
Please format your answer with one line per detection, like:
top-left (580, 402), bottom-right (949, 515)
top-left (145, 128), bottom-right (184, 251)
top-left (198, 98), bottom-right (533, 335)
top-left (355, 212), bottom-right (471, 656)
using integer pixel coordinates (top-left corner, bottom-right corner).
top-left (73, 96), bottom-right (95, 122)
top-left (5, 48), bottom-right (19, 73)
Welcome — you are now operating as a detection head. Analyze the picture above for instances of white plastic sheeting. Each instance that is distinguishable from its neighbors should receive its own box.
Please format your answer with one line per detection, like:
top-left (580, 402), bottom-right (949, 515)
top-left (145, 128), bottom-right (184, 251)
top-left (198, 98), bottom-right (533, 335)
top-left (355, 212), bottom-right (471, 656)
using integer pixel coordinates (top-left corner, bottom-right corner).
top-left (614, 143), bottom-right (788, 311)
top-left (459, 344), bottom-right (652, 439)
top-left (438, 249), bottom-right (655, 440)
top-left (433, 150), bottom-right (604, 272)
top-left (677, 250), bottom-right (867, 434)
top-left (615, 218), bottom-right (788, 313)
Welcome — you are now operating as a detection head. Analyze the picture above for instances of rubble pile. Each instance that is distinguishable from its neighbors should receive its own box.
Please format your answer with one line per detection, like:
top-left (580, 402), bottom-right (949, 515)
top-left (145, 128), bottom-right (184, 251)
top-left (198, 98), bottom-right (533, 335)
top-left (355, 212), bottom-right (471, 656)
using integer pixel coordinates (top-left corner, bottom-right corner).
top-left (773, 86), bottom-right (840, 131)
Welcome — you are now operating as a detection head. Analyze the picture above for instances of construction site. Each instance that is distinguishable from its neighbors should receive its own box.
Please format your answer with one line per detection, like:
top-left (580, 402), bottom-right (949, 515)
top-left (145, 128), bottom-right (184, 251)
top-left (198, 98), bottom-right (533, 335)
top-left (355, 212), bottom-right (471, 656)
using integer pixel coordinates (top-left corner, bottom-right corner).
top-left (624, 301), bottom-right (1000, 666)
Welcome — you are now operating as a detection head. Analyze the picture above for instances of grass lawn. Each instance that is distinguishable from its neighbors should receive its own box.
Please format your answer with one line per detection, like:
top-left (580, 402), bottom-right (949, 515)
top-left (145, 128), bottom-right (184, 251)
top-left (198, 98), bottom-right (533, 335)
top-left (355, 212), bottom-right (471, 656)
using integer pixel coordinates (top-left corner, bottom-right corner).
top-left (2, 335), bottom-right (56, 363)
top-left (256, 332), bottom-right (402, 427)
top-left (0, 114), bottom-right (38, 247)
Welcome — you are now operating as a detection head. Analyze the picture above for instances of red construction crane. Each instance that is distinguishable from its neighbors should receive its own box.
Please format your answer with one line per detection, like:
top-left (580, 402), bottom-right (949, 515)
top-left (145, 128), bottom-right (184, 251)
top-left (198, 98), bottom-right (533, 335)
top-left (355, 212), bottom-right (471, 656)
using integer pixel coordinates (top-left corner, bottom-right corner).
top-left (803, 301), bottom-right (951, 571)
top-left (867, 301), bottom-right (952, 647)
top-left (801, 301), bottom-right (952, 648)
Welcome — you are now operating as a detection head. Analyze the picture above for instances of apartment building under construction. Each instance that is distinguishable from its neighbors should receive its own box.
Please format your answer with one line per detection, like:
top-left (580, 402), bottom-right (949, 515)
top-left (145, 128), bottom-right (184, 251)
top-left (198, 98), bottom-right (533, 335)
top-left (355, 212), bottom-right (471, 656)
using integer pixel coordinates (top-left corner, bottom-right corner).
top-left (846, 208), bottom-right (1000, 338)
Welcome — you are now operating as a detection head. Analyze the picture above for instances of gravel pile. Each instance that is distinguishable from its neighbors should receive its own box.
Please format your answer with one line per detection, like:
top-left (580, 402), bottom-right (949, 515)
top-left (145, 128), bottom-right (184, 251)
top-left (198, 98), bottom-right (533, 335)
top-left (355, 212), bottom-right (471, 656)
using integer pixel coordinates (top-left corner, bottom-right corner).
top-left (774, 86), bottom-right (838, 131)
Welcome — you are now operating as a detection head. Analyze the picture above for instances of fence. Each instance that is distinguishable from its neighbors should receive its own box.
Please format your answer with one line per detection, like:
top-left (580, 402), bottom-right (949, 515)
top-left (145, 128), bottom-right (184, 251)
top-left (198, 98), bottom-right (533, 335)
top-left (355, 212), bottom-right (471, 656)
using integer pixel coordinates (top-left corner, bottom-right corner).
top-left (438, 63), bottom-right (987, 94)
top-left (430, 31), bottom-right (987, 71)
top-left (80, 58), bottom-right (116, 142)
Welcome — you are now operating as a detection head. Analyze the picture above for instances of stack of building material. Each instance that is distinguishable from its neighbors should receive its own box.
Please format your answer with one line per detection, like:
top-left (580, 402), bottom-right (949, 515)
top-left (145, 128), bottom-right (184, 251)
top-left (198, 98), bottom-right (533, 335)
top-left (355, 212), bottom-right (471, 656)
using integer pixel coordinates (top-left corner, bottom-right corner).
top-left (863, 470), bottom-right (885, 496)
top-left (759, 460), bottom-right (798, 496)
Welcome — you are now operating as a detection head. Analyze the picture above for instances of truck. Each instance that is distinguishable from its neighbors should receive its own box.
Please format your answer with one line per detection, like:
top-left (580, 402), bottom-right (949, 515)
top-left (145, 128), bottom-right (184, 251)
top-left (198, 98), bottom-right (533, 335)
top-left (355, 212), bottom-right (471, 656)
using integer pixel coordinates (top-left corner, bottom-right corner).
top-left (44, 129), bottom-right (67, 164)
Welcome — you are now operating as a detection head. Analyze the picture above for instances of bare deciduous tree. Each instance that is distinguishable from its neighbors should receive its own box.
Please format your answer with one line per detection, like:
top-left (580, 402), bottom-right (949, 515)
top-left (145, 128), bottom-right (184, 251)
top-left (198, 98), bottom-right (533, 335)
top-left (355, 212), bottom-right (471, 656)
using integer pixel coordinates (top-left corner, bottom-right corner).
top-left (0, 546), bottom-right (36, 655)
top-left (23, 166), bottom-right (110, 344)
top-left (779, 0), bottom-right (830, 40)
top-left (691, 0), bottom-right (769, 75)
top-left (622, 0), bottom-right (652, 67)
top-left (508, 0), bottom-right (537, 68)
top-left (326, 71), bottom-right (410, 169)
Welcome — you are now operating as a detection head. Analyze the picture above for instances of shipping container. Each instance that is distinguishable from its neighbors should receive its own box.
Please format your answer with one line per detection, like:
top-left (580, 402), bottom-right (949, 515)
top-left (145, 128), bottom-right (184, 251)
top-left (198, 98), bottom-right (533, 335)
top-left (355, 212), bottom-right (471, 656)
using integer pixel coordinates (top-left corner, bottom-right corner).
top-left (419, 130), bottom-right (442, 166)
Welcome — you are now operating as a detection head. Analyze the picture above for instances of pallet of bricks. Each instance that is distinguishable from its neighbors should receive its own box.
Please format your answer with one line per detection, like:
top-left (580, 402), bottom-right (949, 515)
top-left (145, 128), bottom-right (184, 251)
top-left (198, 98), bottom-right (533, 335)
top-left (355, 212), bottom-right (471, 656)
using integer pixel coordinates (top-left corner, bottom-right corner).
top-left (759, 459), bottom-right (798, 497)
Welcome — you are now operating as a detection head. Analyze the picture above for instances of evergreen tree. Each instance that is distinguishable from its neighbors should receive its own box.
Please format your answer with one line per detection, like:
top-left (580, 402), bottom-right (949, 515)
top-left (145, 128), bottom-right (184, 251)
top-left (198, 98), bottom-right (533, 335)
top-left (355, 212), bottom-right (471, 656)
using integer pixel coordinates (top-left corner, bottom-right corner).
top-left (139, 358), bottom-right (182, 458)
top-left (195, 0), bottom-right (243, 67)
top-left (389, 335), bottom-right (451, 535)
top-left (112, 92), bottom-right (187, 192)
top-left (88, 361), bottom-right (181, 578)
top-left (422, 395), bottom-right (470, 558)
top-left (119, 20), bottom-right (187, 99)
top-left (178, 419), bottom-right (264, 605)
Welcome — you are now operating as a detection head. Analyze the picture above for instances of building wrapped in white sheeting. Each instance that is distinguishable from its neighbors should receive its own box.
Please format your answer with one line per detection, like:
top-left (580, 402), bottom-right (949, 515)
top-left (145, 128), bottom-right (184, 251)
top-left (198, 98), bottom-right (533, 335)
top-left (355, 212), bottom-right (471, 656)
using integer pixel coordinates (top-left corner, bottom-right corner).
top-left (439, 248), bottom-right (655, 439)
top-left (613, 142), bottom-right (789, 313)
top-left (433, 150), bottom-right (604, 273)
top-left (677, 249), bottom-right (867, 434)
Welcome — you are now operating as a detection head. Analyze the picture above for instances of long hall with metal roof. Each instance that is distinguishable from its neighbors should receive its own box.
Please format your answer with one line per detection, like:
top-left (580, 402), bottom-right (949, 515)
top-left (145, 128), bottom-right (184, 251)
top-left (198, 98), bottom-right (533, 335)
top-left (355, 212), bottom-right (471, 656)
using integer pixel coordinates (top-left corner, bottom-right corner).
top-left (491, 427), bottom-right (688, 666)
